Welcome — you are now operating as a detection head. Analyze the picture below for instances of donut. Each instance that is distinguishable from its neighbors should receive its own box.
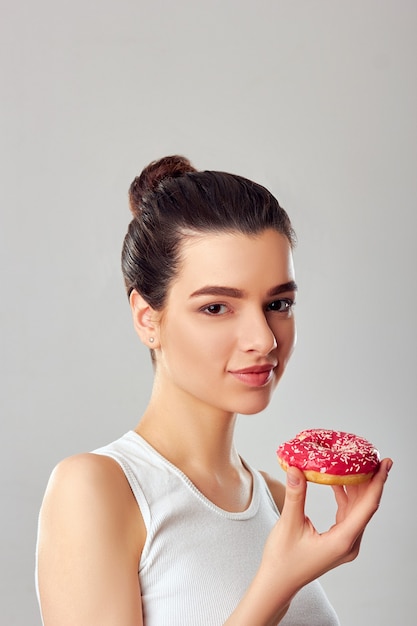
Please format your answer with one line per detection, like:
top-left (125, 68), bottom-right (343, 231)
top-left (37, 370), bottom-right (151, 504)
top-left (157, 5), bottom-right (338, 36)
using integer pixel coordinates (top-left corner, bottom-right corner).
top-left (276, 429), bottom-right (380, 485)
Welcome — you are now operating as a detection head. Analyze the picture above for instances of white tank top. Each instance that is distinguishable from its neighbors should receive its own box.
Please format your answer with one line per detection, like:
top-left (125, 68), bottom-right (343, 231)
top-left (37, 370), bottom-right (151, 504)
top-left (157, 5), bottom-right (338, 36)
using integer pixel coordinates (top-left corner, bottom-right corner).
top-left (93, 431), bottom-right (340, 626)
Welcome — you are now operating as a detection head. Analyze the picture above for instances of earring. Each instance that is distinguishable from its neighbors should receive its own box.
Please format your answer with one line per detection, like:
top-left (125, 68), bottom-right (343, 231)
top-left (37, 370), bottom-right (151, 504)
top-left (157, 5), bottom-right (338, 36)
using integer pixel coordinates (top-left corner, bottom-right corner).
top-left (149, 337), bottom-right (155, 344)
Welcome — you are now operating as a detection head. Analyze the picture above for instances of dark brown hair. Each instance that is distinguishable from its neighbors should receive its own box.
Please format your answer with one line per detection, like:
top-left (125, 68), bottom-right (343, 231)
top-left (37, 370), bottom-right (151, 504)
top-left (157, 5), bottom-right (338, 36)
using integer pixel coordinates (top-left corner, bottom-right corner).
top-left (122, 155), bottom-right (296, 309)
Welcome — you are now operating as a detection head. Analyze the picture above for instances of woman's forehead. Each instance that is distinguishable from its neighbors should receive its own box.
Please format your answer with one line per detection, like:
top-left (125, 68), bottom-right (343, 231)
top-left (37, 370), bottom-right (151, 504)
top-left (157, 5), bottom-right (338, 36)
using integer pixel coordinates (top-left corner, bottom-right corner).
top-left (175, 229), bottom-right (295, 293)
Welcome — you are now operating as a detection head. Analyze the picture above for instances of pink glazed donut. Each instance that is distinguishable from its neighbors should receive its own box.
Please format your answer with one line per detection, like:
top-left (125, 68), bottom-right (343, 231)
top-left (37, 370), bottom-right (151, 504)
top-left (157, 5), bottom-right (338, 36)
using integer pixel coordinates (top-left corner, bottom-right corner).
top-left (277, 429), bottom-right (380, 485)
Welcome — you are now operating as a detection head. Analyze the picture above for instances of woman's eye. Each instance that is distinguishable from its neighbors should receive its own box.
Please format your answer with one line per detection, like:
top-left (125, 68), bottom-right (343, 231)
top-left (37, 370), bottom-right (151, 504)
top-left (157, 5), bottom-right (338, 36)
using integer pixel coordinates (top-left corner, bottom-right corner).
top-left (267, 298), bottom-right (295, 312)
top-left (202, 303), bottom-right (229, 316)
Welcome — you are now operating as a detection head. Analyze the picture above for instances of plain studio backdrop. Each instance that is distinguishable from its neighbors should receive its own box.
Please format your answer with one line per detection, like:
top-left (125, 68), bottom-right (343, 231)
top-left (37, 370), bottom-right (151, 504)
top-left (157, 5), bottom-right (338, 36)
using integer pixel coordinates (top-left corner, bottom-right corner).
top-left (1, 1), bottom-right (416, 624)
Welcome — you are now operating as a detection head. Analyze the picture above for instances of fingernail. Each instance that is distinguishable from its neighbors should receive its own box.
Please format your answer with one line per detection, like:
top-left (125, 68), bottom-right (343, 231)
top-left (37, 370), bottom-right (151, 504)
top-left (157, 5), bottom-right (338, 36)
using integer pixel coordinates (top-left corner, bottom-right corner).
top-left (387, 460), bottom-right (393, 473)
top-left (287, 468), bottom-right (300, 487)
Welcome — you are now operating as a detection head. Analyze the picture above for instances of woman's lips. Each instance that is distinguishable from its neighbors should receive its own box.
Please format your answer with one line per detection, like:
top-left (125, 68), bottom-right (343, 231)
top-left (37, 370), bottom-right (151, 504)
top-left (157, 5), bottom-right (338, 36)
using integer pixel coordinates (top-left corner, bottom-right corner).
top-left (229, 365), bottom-right (275, 387)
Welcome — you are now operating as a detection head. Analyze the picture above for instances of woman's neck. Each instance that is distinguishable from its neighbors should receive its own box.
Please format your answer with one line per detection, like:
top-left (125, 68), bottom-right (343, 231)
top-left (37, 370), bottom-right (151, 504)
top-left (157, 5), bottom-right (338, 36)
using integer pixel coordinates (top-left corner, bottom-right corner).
top-left (134, 383), bottom-right (253, 512)
top-left (135, 392), bottom-right (239, 472)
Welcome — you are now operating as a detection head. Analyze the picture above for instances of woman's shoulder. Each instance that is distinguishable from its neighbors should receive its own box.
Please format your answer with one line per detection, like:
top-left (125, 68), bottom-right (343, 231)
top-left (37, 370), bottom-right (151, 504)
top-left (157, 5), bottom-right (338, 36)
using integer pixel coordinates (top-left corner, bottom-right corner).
top-left (40, 451), bottom-right (145, 546)
top-left (259, 470), bottom-right (286, 513)
top-left (46, 451), bottom-right (128, 497)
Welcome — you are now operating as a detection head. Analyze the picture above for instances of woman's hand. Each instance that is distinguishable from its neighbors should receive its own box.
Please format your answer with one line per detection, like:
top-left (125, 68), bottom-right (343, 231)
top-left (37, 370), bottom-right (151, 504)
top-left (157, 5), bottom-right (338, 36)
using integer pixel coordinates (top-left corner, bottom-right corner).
top-left (225, 457), bottom-right (392, 626)
top-left (267, 457), bottom-right (392, 583)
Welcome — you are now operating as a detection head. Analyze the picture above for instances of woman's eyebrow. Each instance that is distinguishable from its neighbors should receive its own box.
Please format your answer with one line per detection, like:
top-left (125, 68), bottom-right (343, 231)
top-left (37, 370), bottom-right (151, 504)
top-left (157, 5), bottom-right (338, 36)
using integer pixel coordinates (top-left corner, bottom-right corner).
top-left (267, 281), bottom-right (298, 296)
top-left (189, 281), bottom-right (298, 300)
top-left (189, 286), bottom-right (245, 299)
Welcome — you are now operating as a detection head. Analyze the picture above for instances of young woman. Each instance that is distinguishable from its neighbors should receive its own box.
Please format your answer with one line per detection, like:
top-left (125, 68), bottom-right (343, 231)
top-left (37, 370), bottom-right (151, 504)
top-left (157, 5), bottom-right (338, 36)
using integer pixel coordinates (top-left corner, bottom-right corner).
top-left (36, 155), bottom-right (392, 625)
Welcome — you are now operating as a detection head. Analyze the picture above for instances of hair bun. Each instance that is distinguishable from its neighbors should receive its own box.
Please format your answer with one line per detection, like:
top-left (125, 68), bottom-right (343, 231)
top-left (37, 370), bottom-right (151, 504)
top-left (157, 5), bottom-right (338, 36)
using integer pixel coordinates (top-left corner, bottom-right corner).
top-left (129, 155), bottom-right (197, 217)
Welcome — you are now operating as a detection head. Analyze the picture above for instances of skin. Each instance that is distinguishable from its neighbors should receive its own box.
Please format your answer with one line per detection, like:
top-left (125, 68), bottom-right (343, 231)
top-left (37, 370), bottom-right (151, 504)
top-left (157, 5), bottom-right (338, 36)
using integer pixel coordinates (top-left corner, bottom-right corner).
top-left (37, 229), bottom-right (392, 625)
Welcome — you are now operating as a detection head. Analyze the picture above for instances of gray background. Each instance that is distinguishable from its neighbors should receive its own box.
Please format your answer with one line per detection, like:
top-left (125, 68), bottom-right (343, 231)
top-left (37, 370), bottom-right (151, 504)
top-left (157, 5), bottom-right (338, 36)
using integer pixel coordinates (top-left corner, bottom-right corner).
top-left (1, 1), bottom-right (416, 624)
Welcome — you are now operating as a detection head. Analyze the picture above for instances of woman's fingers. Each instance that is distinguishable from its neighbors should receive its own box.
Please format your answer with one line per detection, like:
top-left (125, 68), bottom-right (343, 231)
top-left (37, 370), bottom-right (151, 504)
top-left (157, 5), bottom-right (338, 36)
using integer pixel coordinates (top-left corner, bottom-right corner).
top-left (332, 485), bottom-right (348, 523)
top-left (326, 457), bottom-right (393, 561)
top-left (345, 458), bottom-right (393, 526)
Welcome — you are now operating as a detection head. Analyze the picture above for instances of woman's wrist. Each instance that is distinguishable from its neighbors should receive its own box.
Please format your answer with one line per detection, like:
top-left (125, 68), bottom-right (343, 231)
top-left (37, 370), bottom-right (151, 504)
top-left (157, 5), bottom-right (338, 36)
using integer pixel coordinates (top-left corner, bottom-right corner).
top-left (224, 566), bottom-right (297, 626)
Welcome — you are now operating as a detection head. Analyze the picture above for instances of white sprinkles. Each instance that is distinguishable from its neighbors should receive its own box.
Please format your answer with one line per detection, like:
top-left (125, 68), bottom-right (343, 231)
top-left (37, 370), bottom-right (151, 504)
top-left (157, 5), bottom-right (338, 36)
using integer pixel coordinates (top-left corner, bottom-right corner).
top-left (277, 429), bottom-right (380, 475)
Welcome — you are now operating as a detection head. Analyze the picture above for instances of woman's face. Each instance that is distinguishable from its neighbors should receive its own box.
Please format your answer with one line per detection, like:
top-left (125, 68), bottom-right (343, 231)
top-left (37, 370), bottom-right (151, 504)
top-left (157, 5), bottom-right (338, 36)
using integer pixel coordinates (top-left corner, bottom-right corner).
top-left (154, 229), bottom-right (297, 417)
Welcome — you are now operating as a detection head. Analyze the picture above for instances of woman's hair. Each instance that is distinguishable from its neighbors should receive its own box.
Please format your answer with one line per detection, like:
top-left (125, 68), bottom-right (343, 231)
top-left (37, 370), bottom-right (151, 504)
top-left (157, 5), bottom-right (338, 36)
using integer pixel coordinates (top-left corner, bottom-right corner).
top-left (122, 155), bottom-right (296, 309)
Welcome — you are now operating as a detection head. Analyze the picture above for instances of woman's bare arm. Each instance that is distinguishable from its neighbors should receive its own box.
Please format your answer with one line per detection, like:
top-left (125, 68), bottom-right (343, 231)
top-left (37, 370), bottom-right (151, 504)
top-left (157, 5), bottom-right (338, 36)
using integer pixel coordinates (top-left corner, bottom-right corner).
top-left (37, 454), bottom-right (146, 626)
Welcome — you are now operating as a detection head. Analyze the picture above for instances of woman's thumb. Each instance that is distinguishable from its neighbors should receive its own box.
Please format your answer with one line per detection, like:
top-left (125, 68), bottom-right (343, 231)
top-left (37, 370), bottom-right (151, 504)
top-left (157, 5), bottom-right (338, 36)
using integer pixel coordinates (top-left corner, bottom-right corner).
top-left (286, 466), bottom-right (304, 489)
top-left (281, 467), bottom-right (307, 524)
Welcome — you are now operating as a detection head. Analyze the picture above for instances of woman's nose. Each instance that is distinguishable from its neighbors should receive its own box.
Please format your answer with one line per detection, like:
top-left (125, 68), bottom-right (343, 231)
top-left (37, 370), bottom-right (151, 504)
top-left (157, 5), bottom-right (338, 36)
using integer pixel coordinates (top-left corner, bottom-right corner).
top-left (238, 311), bottom-right (277, 355)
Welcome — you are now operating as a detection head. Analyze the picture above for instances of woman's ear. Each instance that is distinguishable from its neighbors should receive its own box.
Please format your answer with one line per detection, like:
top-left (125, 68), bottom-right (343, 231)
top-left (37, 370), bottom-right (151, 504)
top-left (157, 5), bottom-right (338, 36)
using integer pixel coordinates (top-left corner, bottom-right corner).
top-left (129, 290), bottom-right (161, 348)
